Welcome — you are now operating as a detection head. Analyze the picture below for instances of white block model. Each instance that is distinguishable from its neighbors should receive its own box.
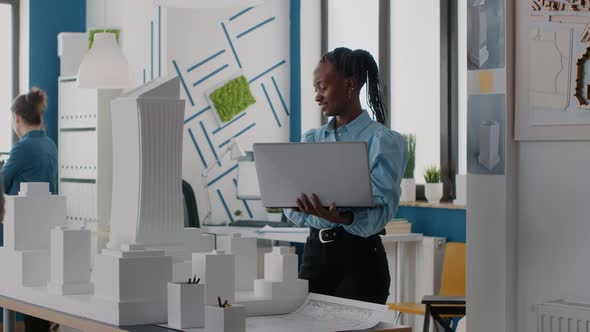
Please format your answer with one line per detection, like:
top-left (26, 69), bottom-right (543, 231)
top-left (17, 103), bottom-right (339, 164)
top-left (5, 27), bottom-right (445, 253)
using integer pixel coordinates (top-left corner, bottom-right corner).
top-left (183, 228), bottom-right (216, 254)
top-left (236, 246), bottom-right (308, 316)
top-left (167, 282), bottom-right (205, 329)
top-left (3, 183), bottom-right (66, 251)
top-left (93, 244), bottom-right (172, 325)
top-left (205, 304), bottom-right (245, 332)
top-left (217, 234), bottom-right (257, 291)
top-left (0, 183), bottom-right (66, 287)
top-left (108, 76), bottom-right (185, 250)
top-left (469, 0), bottom-right (489, 68)
top-left (192, 250), bottom-right (235, 306)
top-left (48, 226), bottom-right (93, 295)
top-left (478, 120), bottom-right (501, 170)
top-left (57, 32), bottom-right (88, 77)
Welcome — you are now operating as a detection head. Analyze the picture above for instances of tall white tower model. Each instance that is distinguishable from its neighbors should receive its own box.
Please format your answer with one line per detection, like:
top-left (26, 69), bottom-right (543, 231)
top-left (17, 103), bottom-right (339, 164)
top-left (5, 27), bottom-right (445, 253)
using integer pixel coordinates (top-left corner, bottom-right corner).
top-left (107, 76), bottom-right (185, 249)
top-left (92, 77), bottom-right (184, 325)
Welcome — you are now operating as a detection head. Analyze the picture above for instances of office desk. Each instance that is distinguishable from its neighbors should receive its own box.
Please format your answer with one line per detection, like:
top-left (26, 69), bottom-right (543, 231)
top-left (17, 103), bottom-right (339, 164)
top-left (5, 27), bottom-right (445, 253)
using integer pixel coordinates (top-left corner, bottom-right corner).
top-left (200, 225), bottom-right (309, 244)
top-left (201, 226), bottom-right (423, 304)
top-left (0, 295), bottom-right (411, 332)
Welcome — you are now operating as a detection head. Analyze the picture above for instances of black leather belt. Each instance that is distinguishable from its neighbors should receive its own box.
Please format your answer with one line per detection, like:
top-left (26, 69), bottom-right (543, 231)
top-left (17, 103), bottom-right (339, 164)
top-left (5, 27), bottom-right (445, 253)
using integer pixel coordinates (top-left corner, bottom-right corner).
top-left (309, 227), bottom-right (383, 244)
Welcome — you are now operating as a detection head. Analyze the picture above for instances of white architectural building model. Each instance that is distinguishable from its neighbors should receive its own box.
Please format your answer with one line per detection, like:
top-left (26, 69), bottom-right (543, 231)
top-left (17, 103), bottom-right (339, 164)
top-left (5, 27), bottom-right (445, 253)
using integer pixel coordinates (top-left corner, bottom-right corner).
top-left (0, 76), bottom-right (307, 327)
top-left (216, 234), bottom-right (258, 291)
top-left (0, 183), bottom-right (66, 287)
top-left (107, 77), bottom-right (185, 250)
top-left (48, 226), bottom-right (93, 295)
top-left (192, 250), bottom-right (236, 306)
top-left (237, 246), bottom-right (308, 316)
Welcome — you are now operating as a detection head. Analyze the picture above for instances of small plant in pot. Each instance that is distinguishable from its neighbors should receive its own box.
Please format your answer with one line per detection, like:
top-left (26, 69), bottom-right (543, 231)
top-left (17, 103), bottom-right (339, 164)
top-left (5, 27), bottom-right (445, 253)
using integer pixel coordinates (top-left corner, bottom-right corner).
top-left (400, 134), bottom-right (416, 202)
top-left (424, 165), bottom-right (443, 203)
top-left (265, 207), bottom-right (283, 222)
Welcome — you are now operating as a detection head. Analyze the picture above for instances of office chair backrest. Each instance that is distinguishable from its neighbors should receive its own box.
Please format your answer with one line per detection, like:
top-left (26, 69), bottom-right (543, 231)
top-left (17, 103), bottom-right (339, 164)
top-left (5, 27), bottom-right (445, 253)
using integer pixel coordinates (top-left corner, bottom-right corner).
top-left (182, 180), bottom-right (200, 228)
top-left (439, 242), bottom-right (466, 297)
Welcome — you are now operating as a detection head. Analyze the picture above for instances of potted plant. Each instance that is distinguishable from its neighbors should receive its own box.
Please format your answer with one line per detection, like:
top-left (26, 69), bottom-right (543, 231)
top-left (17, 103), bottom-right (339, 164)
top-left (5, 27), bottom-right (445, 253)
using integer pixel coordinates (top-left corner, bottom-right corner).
top-left (400, 134), bottom-right (416, 202)
top-left (424, 165), bottom-right (443, 203)
top-left (265, 207), bottom-right (283, 222)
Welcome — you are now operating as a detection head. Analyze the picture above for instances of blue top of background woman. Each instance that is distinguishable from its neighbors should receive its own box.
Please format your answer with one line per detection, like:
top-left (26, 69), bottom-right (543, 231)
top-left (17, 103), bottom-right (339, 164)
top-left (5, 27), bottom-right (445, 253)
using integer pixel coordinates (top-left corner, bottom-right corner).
top-left (2, 88), bottom-right (57, 195)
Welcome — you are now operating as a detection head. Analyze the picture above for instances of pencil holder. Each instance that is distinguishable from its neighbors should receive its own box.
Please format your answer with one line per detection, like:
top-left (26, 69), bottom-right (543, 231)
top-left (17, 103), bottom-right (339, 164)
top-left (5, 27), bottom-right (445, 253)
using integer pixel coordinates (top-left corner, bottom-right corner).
top-left (205, 304), bottom-right (245, 332)
top-left (167, 282), bottom-right (205, 329)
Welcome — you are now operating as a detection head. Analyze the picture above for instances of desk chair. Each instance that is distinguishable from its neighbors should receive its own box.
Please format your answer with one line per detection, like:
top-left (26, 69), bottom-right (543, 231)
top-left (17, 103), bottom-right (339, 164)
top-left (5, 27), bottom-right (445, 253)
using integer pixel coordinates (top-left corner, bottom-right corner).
top-left (182, 180), bottom-right (200, 228)
top-left (388, 242), bottom-right (466, 332)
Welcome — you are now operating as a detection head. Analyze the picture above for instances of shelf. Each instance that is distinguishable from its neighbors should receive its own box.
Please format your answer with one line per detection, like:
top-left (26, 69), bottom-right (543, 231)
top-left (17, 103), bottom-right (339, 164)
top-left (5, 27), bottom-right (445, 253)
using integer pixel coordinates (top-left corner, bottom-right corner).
top-left (400, 201), bottom-right (466, 210)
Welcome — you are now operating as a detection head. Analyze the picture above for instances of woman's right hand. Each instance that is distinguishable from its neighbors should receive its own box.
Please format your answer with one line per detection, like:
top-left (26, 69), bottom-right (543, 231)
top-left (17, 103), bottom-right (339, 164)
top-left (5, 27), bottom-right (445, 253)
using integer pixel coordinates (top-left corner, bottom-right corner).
top-left (293, 193), bottom-right (353, 226)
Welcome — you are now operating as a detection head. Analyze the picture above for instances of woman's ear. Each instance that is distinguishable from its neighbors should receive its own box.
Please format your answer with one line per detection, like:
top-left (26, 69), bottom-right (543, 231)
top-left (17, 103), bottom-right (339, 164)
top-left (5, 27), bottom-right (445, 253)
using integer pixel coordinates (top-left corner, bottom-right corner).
top-left (345, 77), bottom-right (356, 99)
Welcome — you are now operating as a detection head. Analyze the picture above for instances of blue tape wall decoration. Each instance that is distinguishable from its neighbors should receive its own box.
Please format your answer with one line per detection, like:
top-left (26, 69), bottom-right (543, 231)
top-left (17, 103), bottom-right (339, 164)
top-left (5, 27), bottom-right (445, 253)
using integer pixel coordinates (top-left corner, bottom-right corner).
top-left (208, 164), bottom-right (239, 187)
top-left (236, 17), bottom-right (275, 39)
top-left (230, 7), bottom-right (254, 21)
top-left (217, 189), bottom-right (235, 223)
top-left (261, 83), bottom-right (281, 127)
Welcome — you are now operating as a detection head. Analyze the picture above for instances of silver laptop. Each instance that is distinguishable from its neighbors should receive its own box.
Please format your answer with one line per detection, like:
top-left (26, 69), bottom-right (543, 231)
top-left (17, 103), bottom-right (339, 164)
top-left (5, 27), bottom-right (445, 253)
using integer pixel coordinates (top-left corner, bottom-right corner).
top-left (253, 142), bottom-right (374, 208)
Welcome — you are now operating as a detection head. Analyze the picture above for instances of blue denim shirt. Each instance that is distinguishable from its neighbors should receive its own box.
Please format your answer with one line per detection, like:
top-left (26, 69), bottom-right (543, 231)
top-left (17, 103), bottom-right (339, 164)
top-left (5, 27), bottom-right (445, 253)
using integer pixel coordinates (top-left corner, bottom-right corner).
top-left (1, 130), bottom-right (58, 195)
top-left (284, 111), bottom-right (408, 238)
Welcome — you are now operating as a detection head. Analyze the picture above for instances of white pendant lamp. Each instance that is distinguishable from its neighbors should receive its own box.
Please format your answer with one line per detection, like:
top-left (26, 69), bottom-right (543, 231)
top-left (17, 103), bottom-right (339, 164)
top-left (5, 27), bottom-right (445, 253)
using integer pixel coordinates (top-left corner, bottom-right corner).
top-left (77, 33), bottom-right (131, 88)
top-left (77, 0), bottom-right (132, 88)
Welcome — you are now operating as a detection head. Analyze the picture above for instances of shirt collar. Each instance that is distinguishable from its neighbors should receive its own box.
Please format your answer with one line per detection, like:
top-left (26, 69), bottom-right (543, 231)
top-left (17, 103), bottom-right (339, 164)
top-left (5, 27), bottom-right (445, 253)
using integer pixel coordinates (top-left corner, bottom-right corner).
top-left (21, 130), bottom-right (45, 140)
top-left (325, 110), bottom-right (372, 134)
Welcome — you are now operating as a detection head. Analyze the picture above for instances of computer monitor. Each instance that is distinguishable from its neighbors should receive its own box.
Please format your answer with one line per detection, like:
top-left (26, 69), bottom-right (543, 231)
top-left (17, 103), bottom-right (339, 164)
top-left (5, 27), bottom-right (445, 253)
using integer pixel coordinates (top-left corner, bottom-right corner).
top-left (236, 151), bottom-right (261, 200)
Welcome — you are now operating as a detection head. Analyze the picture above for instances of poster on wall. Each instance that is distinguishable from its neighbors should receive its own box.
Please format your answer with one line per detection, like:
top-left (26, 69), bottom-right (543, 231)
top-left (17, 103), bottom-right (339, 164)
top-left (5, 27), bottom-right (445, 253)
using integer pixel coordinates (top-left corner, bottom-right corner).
top-left (467, 94), bottom-right (506, 175)
top-left (515, 0), bottom-right (590, 140)
top-left (467, 0), bottom-right (505, 70)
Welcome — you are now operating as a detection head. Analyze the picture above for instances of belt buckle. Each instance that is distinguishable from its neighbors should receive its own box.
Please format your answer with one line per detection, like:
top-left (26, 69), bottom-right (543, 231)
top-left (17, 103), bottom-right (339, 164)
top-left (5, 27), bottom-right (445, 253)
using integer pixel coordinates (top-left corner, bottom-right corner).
top-left (319, 228), bottom-right (335, 244)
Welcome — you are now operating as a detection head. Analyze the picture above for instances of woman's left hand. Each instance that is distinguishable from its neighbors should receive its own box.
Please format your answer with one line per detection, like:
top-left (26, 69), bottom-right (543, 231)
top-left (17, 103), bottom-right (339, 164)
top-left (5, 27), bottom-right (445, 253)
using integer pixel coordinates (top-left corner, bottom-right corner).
top-left (293, 193), bottom-right (353, 225)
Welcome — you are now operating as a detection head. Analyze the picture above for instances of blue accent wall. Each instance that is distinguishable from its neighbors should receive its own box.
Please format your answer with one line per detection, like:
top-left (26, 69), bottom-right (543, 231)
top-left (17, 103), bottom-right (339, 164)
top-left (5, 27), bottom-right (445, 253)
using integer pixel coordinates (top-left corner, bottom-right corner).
top-left (29, 0), bottom-right (86, 145)
top-left (289, 0), bottom-right (301, 142)
top-left (395, 206), bottom-right (467, 243)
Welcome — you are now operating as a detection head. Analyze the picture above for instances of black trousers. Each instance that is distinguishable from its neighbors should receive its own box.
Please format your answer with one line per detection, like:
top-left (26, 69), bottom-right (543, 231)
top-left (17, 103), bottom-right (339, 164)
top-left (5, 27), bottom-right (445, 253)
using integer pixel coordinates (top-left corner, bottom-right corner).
top-left (299, 228), bottom-right (391, 305)
top-left (24, 314), bottom-right (50, 331)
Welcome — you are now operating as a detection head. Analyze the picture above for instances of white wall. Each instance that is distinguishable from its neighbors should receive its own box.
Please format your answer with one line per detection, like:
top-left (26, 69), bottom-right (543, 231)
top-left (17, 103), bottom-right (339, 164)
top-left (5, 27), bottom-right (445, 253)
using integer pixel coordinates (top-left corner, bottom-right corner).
top-left (517, 142), bottom-right (590, 332)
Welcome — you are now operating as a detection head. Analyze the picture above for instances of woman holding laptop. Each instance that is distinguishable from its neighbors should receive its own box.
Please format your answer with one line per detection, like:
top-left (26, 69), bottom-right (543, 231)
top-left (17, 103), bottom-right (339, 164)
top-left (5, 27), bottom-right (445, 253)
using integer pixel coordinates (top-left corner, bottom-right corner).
top-left (284, 48), bottom-right (408, 305)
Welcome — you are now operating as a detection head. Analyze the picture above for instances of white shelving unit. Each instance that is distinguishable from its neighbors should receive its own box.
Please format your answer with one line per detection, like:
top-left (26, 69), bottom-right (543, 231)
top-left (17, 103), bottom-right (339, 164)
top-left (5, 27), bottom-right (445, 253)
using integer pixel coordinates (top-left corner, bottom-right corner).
top-left (57, 77), bottom-right (121, 249)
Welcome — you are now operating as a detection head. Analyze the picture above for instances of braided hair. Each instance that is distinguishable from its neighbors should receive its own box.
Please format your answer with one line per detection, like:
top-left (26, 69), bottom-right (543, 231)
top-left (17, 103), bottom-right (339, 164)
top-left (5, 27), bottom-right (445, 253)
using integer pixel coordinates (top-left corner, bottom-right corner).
top-left (320, 47), bottom-right (387, 125)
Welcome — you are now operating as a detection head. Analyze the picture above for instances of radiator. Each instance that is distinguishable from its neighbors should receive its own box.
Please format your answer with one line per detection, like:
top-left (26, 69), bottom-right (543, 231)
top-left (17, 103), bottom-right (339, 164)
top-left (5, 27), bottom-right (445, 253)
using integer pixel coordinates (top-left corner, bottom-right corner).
top-left (538, 300), bottom-right (590, 332)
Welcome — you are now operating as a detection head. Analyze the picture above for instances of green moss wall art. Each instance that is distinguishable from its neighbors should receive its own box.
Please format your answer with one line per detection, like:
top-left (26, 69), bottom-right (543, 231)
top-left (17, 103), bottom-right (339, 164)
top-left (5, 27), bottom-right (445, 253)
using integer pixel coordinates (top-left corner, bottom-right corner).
top-left (209, 75), bottom-right (256, 123)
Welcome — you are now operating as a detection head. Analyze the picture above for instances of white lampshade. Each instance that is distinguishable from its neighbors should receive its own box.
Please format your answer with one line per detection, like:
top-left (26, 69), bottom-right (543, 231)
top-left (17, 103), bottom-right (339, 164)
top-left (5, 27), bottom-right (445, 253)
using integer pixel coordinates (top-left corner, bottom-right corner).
top-left (77, 33), bottom-right (132, 89)
top-left (228, 139), bottom-right (247, 161)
